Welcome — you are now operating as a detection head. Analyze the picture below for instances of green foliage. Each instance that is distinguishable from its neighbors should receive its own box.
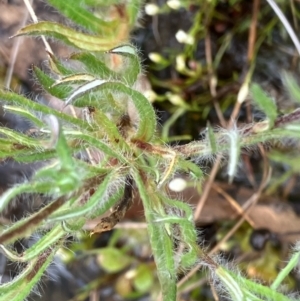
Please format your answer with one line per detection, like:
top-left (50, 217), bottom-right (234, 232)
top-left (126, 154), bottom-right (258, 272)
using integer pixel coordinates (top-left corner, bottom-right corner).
top-left (283, 72), bottom-right (300, 104)
top-left (1, 1), bottom-right (300, 301)
top-left (14, 21), bottom-right (121, 51)
top-left (96, 247), bottom-right (133, 273)
top-left (251, 84), bottom-right (278, 128)
top-left (47, 0), bottom-right (118, 35)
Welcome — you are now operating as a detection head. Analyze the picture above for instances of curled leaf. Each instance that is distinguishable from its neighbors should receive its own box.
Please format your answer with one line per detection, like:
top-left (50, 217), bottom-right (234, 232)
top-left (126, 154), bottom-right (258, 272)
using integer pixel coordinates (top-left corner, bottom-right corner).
top-left (65, 80), bottom-right (156, 142)
top-left (13, 22), bottom-right (123, 51)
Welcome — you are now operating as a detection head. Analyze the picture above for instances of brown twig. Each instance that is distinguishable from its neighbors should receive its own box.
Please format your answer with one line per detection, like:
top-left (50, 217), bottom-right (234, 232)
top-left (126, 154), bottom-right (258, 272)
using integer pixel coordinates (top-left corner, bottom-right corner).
top-left (193, 155), bottom-right (222, 220)
top-left (247, 0), bottom-right (260, 63)
top-left (211, 183), bottom-right (255, 227)
top-left (245, 0), bottom-right (260, 124)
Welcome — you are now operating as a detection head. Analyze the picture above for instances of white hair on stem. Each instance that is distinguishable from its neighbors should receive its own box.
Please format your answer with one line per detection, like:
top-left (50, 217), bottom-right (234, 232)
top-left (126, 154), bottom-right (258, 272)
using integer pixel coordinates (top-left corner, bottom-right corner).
top-left (223, 125), bottom-right (241, 183)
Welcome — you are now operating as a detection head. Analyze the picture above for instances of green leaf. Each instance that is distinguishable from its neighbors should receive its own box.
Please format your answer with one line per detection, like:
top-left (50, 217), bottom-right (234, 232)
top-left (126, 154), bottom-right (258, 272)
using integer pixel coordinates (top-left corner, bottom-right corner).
top-left (91, 108), bottom-right (128, 149)
top-left (251, 84), bottom-right (278, 128)
top-left (134, 172), bottom-right (177, 301)
top-left (0, 127), bottom-right (41, 148)
top-left (216, 267), bottom-right (246, 301)
top-left (109, 45), bottom-right (137, 56)
top-left (0, 90), bottom-right (92, 130)
top-left (0, 183), bottom-right (40, 213)
top-left (282, 72), bottom-right (300, 104)
top-left (75, 160), bottom-right (112, 179)
top-left (3, 105), bottom-right (44, 127)
top-left (133, 264), bottom-right (153, 293)
top-left (14, 22), bottom-right (121, 51)
top-left (89, 185), bottom-right (124, 219)
top-left (48, 172), bottom-right (114, 221)
top-left (48, 52), bottom-right (74, 75)
top-left (81, 0), bottom-right (142, 28)
top-left (33, 66), bottom-right (72, 99)
top-left (271, 250), bottom-right (300, 290)
top-left (53, 73), bottom-right (96, 86)
top-left (47, 0), bottom-right (118, 35)
top-left (65, 130), bottom-right (127, 163)
top-left (126, 0), bottom-right (143, 26)
top-left (55, 125), bottom-right (75, 168)
top-left (96, 247), bottom-right (132, 273)
top-left (177, 160), bottom-right (203, 180)
top-left (207, 122), bottom-right (217, 153)
top-left (0, 224), bottom-right (64, 262)
top-left (269, 151), bottom-right (300, 172)
top-left (0, 246), bottom-right (58, 301)
top-left (70, 52), bottom-right (117, 79)
top-left (158, 195), bottom-right (198, 269)
top-left (14, 149), bottom-right (58, 163)
top-left (82, 0), bottom-right (128, 5)
top-left (0, 140), bottom-right (30, 158)
top-left (66, 80), bottom-right (156, 142)
top-left (108, 45), bottom-right (141, 85)
top-left (239, 272), bottom-right (292, 301)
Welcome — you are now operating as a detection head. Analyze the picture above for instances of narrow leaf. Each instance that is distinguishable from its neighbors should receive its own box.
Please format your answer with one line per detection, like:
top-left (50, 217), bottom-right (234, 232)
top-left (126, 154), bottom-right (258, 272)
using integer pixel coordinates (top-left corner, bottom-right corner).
top-left (0, 224), bottom-right (64, 262)
top-left (282, 72), bottom-right (300, 104)
top-left (177, 159), bottom-right (203, 180)
top-left (0, 127), bottom-right (42, 148)
top-left (14, 22), bottom-right (122, 51)
top-left (70, 52), bottom-right (117, 79)
top-left (33, 66), bottom-right (72, 99)
top-left (0, 246), bottom-right (58, 301)
top-left (3, 105), bottom-right (44, 127)
top-left (91, 108), bottom-right (128, 148)
top-left (0, 90), bottom-right (92, 130)
top-left (109, 44), bottom-right (137, 56)
top-left (89, 185), bottom-right (124, 219)
top-left (48, 52), bottom-right (74, 75)
top-left (107, 45), bottom-right (141, 85)
top-left (53, 73), bottom-right (96, 86)
top-left (47, 0), bottom-right (118, 35)
top-left (271, 250), bottom-right (300, 290)
top-left (207, 122), bottom-right (217, 153)
top-left (251, 83), bottom-right (278, 128)
top-left (134, 172), bottom-right (177, 301)
top-left (66, 81), bottom-right (156, 142)
top-left (14, 149), bottom-right (57, 163)
top-left (48, 172), bottom-right (113, 221)
top-left (65, 130), bottom-right (126, 162)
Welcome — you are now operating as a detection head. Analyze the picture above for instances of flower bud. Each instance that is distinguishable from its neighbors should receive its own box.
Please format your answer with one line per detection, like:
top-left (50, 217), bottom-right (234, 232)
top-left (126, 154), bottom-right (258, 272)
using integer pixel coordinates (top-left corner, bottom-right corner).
top-left (145, 3), bottom-right (159, 16)
top-left (175, 30), bottom-right (194, 45)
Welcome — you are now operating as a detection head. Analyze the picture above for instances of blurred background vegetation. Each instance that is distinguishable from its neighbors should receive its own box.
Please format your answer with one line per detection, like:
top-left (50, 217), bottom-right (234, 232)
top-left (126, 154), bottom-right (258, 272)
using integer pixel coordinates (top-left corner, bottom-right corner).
top-left (1, 0), bottom-right (300, 300)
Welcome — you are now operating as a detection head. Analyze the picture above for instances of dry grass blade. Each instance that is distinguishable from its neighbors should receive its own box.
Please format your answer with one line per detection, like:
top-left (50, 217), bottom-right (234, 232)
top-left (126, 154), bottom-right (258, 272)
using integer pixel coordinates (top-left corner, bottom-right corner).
top-left (266, 0), bottom-right (300, 55)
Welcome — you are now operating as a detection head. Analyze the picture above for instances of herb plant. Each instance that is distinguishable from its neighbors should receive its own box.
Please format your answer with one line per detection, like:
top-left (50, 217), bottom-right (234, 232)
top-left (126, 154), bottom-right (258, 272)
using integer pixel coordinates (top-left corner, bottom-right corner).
top-left (1, 1), bottom-right (300, 301)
